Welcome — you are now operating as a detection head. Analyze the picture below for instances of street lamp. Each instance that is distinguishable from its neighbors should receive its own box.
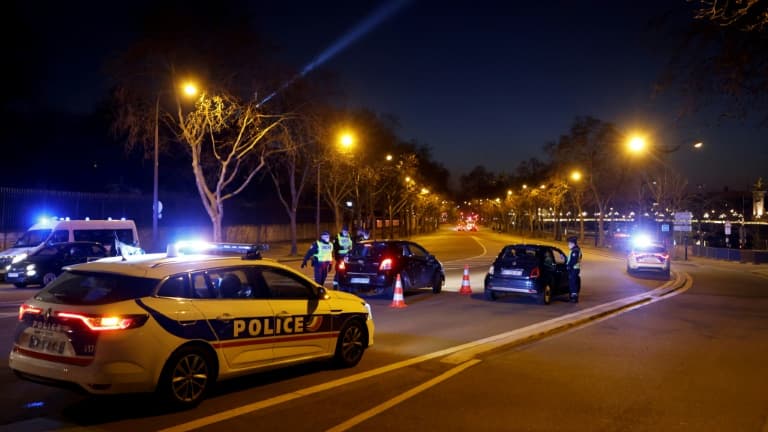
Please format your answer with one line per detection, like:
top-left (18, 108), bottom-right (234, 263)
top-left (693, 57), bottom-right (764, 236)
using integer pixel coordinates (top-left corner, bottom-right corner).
top-left (153, 81), bottom-right (198, 250)
top-left (316, 129), bottom-right (357, 236)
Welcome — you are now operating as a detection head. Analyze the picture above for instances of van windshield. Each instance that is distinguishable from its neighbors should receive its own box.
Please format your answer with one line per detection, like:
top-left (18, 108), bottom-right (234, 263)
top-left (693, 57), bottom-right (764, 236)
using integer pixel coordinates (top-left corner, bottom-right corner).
top-left (13, 229), bottom-right (52, 248)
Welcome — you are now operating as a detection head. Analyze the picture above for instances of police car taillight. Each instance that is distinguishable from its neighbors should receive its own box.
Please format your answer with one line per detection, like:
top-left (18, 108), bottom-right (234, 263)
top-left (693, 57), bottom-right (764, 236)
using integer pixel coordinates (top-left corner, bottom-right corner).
top-left (56, 312), bottom-right (149, 331)
top-left (18, 303), bottom-right (42, 321)
top-left (379, 258), bottom-right (393, 271)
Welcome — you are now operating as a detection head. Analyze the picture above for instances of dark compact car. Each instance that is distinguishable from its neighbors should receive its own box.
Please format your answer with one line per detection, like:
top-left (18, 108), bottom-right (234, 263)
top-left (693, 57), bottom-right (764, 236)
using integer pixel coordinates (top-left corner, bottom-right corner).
top-left (336, 240), bottom-right (444, 297)
top-left (5, 241), bottom-right (108, 288)
top-left (484, 243), bottom-right (571, 305)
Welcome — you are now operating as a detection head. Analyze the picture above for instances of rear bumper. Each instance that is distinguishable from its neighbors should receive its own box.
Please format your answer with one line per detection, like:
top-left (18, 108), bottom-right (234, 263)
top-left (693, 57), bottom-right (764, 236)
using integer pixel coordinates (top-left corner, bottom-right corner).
top-left (484, 276), bottom-right (539, 295)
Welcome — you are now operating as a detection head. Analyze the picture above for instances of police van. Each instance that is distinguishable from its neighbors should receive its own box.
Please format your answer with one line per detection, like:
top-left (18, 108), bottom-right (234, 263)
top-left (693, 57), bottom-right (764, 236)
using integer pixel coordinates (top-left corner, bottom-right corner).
top-left (0, 218), bottom-right (140, 279)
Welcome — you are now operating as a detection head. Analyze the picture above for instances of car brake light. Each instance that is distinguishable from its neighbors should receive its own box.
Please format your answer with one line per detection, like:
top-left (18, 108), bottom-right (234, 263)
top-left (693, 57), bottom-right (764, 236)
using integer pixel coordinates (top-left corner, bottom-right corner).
top-left (57, 312), bottom-right (149, 331)
top-left (379, 258), bottom-right (392, 271)
top-left (18, 304), bottom-right (42, 321)
top-left (529, 267), bottom-right (540, 279)
top-left (338, 260), bottom-right (346, 270)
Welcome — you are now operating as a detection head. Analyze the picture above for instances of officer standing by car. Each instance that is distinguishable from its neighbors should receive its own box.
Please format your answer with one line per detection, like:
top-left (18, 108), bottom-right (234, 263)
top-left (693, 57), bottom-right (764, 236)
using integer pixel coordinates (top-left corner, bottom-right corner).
top-left (302, 231), bottom-right (334, 286)
top-left (566, 236), bottom-right (582, 302)
top-left (332, 225), bottom-right (353, 288)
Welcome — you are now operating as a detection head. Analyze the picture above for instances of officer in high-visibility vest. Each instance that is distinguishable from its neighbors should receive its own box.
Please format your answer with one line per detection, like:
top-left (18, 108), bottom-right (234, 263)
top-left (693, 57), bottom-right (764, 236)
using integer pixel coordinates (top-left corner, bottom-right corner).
top-left (566, 236), bottom-right (583, 302)
top-left (301, 231), bottom-right (334, 286)
top-left (332, 225), bottom-right (353, 289)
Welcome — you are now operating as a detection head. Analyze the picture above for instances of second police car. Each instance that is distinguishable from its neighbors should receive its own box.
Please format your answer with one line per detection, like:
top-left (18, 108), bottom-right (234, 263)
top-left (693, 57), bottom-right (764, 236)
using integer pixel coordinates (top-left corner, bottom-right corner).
top-left (9, 242), bottom-right (374, 409)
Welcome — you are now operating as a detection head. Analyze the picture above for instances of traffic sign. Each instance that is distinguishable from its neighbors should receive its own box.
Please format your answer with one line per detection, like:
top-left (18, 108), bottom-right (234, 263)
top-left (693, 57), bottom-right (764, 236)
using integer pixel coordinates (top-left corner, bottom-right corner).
top-left (673, 211), bottom-right (692, 232)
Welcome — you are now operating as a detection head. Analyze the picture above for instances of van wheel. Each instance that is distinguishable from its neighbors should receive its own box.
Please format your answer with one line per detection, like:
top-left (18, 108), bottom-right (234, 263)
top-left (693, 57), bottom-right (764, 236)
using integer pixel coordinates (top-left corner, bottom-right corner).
top-left (156, 346), bottom-right (214, 410)
top-left (42, 272), bottom-right (57, 286)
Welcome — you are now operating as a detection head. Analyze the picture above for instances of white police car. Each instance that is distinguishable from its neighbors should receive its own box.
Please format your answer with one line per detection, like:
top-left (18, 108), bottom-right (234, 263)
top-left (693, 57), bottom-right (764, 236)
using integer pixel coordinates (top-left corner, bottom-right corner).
top-left (626, 235), bottom-right (671, 278)
top-left (9, 243), bottom-right (374, 409)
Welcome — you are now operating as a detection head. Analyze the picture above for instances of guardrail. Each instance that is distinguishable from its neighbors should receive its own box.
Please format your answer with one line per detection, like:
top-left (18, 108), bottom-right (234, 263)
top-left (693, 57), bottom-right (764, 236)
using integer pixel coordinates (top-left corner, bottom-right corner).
top-left (690, 245), bottom-right (768, 264)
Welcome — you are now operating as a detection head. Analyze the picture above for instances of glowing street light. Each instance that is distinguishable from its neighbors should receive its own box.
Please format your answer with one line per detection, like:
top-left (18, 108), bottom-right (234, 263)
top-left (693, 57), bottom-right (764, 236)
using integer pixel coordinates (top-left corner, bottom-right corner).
top-left (338, 131), bottom-right (355, 151)
top-left (570, 170), bottom-right (582, 182)
top-left (627, 135), bottom-right (647, 154)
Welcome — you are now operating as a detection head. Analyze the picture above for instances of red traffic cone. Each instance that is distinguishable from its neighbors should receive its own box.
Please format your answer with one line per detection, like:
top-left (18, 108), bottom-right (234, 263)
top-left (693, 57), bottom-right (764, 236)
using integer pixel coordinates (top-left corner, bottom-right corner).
top-left (390, 274), bottom-right (407, 308)
top-left (459, 264), bottom-right (472, 295)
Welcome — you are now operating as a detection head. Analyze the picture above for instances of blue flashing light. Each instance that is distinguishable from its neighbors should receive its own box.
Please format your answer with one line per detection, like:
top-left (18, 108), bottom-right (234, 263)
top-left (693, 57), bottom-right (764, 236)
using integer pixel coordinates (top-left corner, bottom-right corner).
top-left (632, 233), bottom-right (652, 248)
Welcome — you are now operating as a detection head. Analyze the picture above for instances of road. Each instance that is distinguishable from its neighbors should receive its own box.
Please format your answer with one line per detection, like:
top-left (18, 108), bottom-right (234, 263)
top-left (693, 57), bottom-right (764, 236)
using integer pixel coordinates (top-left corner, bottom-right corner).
top-left (0, 227), bottom-right (766, 431)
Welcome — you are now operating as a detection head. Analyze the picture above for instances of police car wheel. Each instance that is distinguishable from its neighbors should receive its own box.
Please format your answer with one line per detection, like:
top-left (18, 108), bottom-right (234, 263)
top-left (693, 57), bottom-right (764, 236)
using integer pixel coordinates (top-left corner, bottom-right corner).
top-left (431, 272), bottom-right (442, 294)
top-left (334, 319), bottom-right (366, 368)
top-left (539, 284), bottom-right (552, 305)
top-left (157, 346), bottom-right (214, 409)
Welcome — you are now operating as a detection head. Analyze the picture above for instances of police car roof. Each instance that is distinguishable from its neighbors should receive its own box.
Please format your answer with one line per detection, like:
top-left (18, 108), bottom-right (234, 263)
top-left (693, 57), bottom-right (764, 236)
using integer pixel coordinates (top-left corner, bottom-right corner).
top-left (63, 253), bottom-right (289, 280)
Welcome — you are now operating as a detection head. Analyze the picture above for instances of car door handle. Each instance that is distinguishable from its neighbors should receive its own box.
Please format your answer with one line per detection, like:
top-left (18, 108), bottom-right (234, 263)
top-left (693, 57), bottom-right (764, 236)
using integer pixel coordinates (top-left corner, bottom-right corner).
top-left (276, 311), bottom-right (290, 317)
top-left (216, 313), bottom-right (233, 321)
top-left (179, 320), bottom-right (198, 326)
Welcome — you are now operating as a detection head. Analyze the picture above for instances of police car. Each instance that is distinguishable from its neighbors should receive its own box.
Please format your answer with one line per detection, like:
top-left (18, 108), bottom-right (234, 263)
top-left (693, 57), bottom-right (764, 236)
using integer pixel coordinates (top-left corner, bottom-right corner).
top-left (9, 242), bottom-right (374, 409)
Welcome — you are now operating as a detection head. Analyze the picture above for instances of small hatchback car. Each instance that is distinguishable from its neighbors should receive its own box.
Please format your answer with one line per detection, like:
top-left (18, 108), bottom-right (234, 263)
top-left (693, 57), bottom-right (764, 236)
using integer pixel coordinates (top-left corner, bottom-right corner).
top-left (5, 241), bottom-right (108, 288)
top-left (626, 241), bottom-right (670, 278)
top-left (9, 243), bottom-right (374, 409)
top-left (336, 240), bottom-right (444, 297)
top-left (484, 244), bottom-right (571, 305)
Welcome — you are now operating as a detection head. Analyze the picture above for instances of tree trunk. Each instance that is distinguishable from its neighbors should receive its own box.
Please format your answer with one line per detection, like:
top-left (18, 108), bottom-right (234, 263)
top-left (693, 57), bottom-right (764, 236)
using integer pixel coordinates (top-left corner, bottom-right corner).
top-left (289, 209), bottom-right (298, 255)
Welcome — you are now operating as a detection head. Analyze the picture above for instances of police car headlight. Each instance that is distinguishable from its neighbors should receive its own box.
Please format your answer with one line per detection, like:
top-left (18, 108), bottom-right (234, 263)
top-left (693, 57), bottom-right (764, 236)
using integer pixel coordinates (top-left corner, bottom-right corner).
top-left (364, 302), bottom-right (373, 320)
top-left (11, 254), bottom-right (27, 264)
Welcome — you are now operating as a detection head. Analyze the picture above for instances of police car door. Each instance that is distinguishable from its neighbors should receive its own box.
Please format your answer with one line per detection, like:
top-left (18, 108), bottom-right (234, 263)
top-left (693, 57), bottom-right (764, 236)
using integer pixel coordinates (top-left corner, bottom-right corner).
top-left (186, 268), bottom-right (276, 370)
top-left (259, 267), bottom-right (334, 360)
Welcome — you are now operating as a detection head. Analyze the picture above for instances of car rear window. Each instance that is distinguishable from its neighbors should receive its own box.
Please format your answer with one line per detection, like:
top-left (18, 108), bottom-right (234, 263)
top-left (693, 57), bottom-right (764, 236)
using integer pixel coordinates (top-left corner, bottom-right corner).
top-left (34, 271), bottom-right (160, 305)
top-left (635, 245), bottom-right (667, 253)
top-left (349, 243), bottom-right (390, 259)
top-left (502, 246), bottom-right (540, 259)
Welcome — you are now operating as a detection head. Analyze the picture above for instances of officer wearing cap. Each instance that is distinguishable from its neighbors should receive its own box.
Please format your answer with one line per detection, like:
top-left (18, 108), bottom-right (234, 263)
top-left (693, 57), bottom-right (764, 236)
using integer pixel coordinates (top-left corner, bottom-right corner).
top-left (332, 225), bottom-right (353, 289)
top-left (302, 231), bottom-right (334, 286)
top-left (566, 236), bottom-right (583, 302)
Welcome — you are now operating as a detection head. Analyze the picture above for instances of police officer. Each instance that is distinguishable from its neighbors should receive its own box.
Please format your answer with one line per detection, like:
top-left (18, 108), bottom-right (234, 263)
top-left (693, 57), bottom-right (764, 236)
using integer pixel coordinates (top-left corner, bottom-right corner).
top-left (566, 236), bottom-right (583, 302)
top-left (301, 231), bottom-right (334, 286)
top-left (332, 225), bottom-right (353, 288)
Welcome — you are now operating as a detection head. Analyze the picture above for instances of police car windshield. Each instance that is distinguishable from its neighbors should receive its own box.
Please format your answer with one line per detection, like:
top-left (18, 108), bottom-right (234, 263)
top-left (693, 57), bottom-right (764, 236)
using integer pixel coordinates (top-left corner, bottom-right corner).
top-left (35, 271), bottom-right (160, 305)
top-left (13, 229), bottom-right (52, 248)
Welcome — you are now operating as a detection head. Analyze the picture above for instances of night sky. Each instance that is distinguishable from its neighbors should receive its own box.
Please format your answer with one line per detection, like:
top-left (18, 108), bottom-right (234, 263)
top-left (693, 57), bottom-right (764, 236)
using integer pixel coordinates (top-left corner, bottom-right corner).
top-left (5, 0), bottom-right (767, 192)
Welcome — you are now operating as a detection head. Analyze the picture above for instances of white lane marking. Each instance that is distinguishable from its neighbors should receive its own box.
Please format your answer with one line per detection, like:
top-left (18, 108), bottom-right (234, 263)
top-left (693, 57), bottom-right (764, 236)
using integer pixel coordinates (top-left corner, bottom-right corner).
top-left (159, 273), bottom-right (689, 432)
top-left (325, 359), bottom-right (482, 432)
top-left (0, 312), bottom-right (18, 319)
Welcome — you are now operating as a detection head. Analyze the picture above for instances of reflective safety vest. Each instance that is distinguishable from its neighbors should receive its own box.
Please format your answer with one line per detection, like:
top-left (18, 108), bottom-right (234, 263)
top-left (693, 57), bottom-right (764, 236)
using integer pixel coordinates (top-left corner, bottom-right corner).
top-left (337, 233), bottom-right (353, 255)
top-left (315, 241), bottom-right (333, 262)
top-left (567, 246), bottom-right (582, 270)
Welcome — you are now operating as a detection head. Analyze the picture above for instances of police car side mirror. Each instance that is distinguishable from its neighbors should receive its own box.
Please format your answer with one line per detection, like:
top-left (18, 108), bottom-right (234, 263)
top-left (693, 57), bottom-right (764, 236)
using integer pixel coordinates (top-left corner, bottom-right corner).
top-left (317, 286), bottom-right (330, 300)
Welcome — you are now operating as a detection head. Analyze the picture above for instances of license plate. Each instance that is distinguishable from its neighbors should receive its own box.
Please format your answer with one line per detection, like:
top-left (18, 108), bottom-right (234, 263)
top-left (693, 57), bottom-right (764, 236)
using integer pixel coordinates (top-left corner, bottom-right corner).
top-left (501, 269), bottom-right (523, 276)
top-left (350, 277), bottom-right (370, 284)
top-left (27, 333), bottom-right (68, 355)
top-left (7, 272), bottom-right (18, 278)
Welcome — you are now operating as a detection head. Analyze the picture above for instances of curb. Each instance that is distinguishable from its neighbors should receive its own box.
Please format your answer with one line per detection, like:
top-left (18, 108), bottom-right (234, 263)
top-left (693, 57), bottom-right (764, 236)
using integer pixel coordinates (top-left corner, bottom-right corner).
top-left (441, 270), bottom-right (691, 365)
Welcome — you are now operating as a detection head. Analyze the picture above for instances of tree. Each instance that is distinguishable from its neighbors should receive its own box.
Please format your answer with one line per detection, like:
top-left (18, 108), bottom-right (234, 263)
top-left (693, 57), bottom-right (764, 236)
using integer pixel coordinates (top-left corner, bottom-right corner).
top-left (172, 92), bottom-right (286, 241)
top-left (655, 0), bottom-right (768, 122)
top-left (547, 117), bottom-right (630, 247)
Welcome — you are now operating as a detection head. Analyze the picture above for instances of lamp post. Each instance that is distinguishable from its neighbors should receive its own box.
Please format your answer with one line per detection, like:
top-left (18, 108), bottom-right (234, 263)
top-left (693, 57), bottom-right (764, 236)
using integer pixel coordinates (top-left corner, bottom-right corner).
top-left (153, 81), bottom-right (199, 250)
top-left (316, 130), bottom-right (357, 237)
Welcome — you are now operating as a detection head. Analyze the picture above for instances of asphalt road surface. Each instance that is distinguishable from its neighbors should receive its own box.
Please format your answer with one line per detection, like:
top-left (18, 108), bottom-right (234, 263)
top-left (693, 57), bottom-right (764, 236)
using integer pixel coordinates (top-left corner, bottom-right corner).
top-left (0, 226), bottom-right (766, 431)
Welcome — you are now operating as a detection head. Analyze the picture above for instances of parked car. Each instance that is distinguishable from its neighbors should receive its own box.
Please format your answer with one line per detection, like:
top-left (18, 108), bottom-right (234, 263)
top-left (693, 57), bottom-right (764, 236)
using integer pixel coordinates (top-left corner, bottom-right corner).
top-left (5, 241), bottom-right (108, 288)
top-left (9, 242), bottom-right (374, 410)
top-left (626, 241), bottom-right (670, 278)
top-left (483, 243), bottom-right (571, 305)
top-left (336, 240), bottom-right (444, 297)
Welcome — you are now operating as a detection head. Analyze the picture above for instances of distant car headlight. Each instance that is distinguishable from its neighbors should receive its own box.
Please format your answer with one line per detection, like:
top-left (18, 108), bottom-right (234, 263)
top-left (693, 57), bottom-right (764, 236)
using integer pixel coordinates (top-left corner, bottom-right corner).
top-left (11, 254), bottom-right (27, 264)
